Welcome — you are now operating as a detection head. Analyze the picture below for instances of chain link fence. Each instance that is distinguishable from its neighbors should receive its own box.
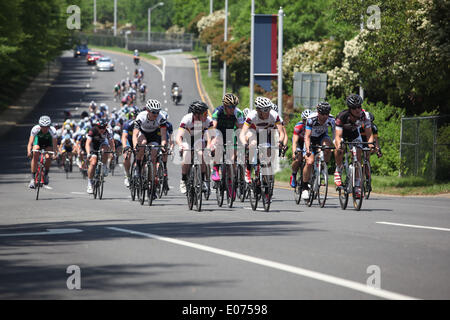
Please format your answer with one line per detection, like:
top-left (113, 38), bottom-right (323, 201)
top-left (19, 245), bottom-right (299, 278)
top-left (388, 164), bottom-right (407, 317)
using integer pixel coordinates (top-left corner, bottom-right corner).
top-left (400, 115), bottom-right (450, 181)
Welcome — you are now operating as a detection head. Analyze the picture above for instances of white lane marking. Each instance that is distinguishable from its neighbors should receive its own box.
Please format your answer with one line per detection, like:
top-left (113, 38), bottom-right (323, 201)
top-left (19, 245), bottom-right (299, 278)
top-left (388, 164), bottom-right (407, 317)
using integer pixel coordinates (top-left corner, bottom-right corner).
top-left (243, 207), bottom-right (267, 212)
top-left (86, 83), bottom-right (90, 88)
top-left (71, 192), bottom-right (86, 195)
top-left (376, 222), bottom-right (450, 232)
top-left (163, 85), bottom-right (166, 89)
top-left (107, 226), bottom-right (419, 300)
top-left (148, 54), bottom-right (165, 82)
top-left (0, 229), bottom-right (83, 237)
top-left (163, 92), bottom-right (166, 96)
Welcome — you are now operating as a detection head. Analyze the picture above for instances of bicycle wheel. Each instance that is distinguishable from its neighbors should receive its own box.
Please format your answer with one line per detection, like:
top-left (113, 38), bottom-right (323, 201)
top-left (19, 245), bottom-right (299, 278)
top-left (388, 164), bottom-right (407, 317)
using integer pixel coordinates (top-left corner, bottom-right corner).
top-left (226, 165), bottom-right (235, 208)
top-left (216, 165), bottom-right (225, 207)
top-left (156, 161), bottom-right (164, 199)
top-left (363, 161), bottom-right (372, 199)
top-left (237, 165), bottom-right (247, 202)
top-left (194, 165), bottom-right (202, 212)
top-left (35, 165), bottom-right (42, 200)
top-left (65, 159), bottom-right (70, 179)
top-left (187, 167), bottom-right (195, 210)
top-left (338, 167), bottom-right (349, 210)
top-left (249, 180), bottom-right (259, 211)
top-left (140, 165), bottom-right (147, 206)
top-left (317, 162), bottom-right (328, 208)
top-left (352, 162), bottom-right (364, 211)
top-left (147, 162), bottom-right (155, 206)
top-left (98, 170), bottom-right (104, 200)
top-left (261, 176), bottom-right (273, 212)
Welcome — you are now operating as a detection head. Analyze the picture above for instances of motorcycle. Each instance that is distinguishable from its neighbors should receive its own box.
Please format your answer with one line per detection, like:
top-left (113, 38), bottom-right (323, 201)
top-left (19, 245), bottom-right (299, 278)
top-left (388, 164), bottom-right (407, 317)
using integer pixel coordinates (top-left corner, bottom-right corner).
top-left (172, 87), bottom-right (182, 105)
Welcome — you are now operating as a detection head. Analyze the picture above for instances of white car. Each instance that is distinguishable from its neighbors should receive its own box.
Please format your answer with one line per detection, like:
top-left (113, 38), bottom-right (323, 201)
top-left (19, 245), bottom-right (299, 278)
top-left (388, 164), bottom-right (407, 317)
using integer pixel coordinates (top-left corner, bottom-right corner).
top-left (96, 57), bottom-right (114, 71)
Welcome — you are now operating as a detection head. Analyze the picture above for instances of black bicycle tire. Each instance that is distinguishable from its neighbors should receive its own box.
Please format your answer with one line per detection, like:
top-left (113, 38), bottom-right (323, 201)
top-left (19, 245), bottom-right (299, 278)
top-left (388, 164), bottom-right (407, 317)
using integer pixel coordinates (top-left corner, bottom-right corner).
top-left (353, 162), bottom-right (364, 211)
top-left (156, 161), bottom-right (164, 199)
top-left (194, 165), bottom-right (202, 212)
top-left (364, 161), bottom-right (372, 199)
top-left (99, 170), bottom-right (104, 200)
top-left (148, 162), bottom-right (155, 206)
top-left (262, 176), bottom-right (273, 212)
top-left (216, 164), bottom-right (225, 207)
top-left (226, 165), bottom-right (235, 208)
top-left (318, 163), bottom-right (328, 208)
top-left (35, 165), bottom-right (42, 200)
top-left (187, 166), bottom-right (194, 210)
top-left (338, 167), bottom-right (349, 210)
top-left (249, 180), bottom-right (258, 211)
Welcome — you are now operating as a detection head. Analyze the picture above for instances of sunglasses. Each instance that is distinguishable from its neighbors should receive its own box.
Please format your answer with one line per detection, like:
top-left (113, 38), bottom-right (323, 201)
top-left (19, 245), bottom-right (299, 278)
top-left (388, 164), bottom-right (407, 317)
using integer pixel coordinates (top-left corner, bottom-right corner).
top-left (98, 126), bottom-right (107, 129)
top-left (258, 107), bottom-right (271, 113)
top-left (350, 106), bottom-right (362, 110)
top-left (225, 104), bottom-right (236, 109)
top-left (151, 110), bottom-right (160, 115)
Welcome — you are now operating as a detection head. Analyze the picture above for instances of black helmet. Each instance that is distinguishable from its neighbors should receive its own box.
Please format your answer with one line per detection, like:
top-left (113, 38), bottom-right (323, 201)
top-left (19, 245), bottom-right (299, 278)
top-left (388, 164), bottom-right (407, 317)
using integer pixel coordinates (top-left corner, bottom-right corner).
top-left (346, 94), bottom-right (363, 109)
top-left (81, 111), bottom-right (89, 118)
top-left (317, 101), bottom-right (331, 114)
top-left (96, 118), bottom-right (108, 127)
top-left (189, 100), bottom-right (209, 114)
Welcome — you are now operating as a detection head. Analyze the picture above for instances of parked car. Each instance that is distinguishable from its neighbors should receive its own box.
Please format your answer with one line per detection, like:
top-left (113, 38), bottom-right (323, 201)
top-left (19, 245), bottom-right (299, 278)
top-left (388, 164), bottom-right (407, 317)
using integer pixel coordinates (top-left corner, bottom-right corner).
top-left (74, 44), bottom-right (89, 58)
top-left (86, 51), bottom-right (103, 65)
top-left (96, 57), bottom-right (115, 71)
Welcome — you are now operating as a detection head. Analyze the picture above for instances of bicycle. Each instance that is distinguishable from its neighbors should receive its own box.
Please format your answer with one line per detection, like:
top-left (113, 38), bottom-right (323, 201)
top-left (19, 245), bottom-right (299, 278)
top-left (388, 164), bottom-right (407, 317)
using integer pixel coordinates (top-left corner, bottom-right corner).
top-left (247, 144), bottom-right (275, 212)
top-left (128, 149), bottom-right (140, 202)
top-left (32, 150), bottom-right (54, 200)
top-left (91, 150), bottom-right (115, 200)
top-left (337, 141), bottom-right (373, 211)
top-left (135, 144), bottom-right (159, 206)
top-left (154, 145), bottom-right (169, 199)
top-left (203, 163), bottom-right (211, 201)
top-left (304, 145), bottom-right (335, 208)
top-left (63, 155), bottom-right (71, 179)
top-left (182, 148), bottom-right (204, 212)
top-left (213, 144), bottom-right (237, 208)
top-left (293, 150), bottom-right (305, 205)
top-left (361, 143), bottom-right (381, 200)
top-left (79, 151), bottom-right (88, 179)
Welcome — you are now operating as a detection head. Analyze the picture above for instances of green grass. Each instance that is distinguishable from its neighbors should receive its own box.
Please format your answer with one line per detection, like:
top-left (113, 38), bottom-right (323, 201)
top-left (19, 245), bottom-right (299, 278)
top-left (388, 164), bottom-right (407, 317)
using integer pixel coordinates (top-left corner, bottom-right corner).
top-left (274, 166), bottom-right (450, 195)
top-left (91, 45), bottom-right (158, 61)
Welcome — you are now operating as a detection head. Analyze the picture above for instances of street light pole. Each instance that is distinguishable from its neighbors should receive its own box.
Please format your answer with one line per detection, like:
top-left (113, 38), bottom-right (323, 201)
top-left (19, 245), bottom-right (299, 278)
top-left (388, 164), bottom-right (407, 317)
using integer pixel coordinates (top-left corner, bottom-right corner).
top-left (148, 2), bottom-right (164, 46)
top-left (113, 0), bottom-right (117, 36)
top-left (93, 0), bottom-right (97, 33)
top-left (223, 0), bottom-right (228, 96)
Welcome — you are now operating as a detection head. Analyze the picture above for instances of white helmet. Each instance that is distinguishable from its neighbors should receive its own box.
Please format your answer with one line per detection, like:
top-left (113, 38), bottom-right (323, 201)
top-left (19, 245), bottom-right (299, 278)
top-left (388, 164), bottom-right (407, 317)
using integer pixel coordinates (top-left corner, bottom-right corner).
top-left (39, 115), bottom-right (51, 127)
top-left (145, 99), bottom-right (161, 112)
top-left (301, 109), bottom-right (312, 119)
top-left (271, 103), bottom-right (279, 113)
top-left (254, 96), bottom-right (273, 110)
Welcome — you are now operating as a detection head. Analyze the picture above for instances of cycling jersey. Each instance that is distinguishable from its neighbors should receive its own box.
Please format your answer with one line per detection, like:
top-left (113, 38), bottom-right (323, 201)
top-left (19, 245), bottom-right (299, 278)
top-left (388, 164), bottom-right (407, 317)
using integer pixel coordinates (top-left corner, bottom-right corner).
top-left (87, 127), bottom-right (112, 151)
top-left (305, 112), bottom-right (335, 139)
top-left (135, 111), bottom-right (167, 133)
top-left (166, 121), bottom-right (173, 141)
top-left (292, 121), bottom-right (306, 149)
top-left (179, 113), bottom-right (213, 134)
top-left (244, 110), bottom-right (281, 131)
top-left (212, 105), bottom-right (245, 138)
top-left (31, 125), bottom-right (57, 148)
top-left (335, 109), bottom-right (371, 141)
top-left (122, 120), bottom-right (135, 146)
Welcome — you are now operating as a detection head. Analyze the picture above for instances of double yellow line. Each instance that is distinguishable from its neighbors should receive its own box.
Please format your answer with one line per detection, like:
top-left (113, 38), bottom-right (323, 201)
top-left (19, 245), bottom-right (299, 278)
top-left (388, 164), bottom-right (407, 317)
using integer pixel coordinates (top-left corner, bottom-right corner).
top-left (192, 57), bottom-right (213, 117)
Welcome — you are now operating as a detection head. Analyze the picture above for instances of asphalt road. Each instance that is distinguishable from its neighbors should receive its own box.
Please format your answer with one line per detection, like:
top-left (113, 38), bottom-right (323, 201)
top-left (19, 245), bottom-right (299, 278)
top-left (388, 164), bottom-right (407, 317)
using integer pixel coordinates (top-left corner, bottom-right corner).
top-left (0, 50), bottom-right (449, 301)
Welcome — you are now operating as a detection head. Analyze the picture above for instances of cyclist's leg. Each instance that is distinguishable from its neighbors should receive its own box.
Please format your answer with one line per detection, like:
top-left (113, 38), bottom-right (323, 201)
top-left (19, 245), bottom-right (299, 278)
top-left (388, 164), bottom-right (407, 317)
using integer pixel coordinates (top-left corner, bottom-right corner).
top-left (321, 136), bottom-right (333, 163)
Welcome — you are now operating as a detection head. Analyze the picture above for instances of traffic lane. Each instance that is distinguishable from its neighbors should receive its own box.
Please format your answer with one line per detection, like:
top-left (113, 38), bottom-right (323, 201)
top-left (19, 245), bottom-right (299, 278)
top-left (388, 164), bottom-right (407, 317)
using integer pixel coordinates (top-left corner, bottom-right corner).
top-left (0, 220), bottom-right (387, 300)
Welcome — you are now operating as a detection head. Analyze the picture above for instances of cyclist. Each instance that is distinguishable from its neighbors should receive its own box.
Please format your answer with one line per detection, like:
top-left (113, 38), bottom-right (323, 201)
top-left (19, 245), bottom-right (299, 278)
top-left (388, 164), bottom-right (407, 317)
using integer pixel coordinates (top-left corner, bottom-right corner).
top-left (89, 101), bottom-right (97, 113)
top-left (138, 68), bottom-right (144, 81)
top-left (121, 112), bottom-right (137, 188)
top-left (176, 101), bottom-right (214, 194)
top-left (139, 83), bottom-right (147, 101)
top-left (27, 116), bottom-right (58, 188)
top-left (301, 102), bottom-right (335, 200)
top-left (239, 96), bottom-right (286, 183)
top-left (290, 109), bottom-right (311, 188)
top-left (59, 133), bottom-right (76, 172)
top-left (271, 103), bottom-right (289, 153)
top-left (133, 99), bottom-right (168, 198)
top-left (85, 118), bottom-right (115, 194)
top-left (334, 93), bottom-right (375, 198)
top-left (133, 49), bottom-right (140, 65)
top-left (210, 93), bottom-right (245, 182)
top-left (113, 82), bottom-right (121, 101)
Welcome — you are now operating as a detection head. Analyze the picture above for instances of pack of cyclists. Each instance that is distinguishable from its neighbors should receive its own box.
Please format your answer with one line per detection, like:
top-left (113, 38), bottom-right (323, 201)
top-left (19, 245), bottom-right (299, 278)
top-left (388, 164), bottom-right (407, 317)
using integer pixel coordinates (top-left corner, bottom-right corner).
top-left (28, 89), bottom-right (381, 209)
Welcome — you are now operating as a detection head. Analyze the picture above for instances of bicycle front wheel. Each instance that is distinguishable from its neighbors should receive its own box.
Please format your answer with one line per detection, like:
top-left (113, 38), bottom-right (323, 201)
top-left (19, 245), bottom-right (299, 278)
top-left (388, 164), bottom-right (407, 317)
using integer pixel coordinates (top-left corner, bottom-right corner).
top-left (194, 165), bottom-right (202, 212)
top-left (216, 165), bottom-right (225, 207)
top-left (249, 180), bottom-right (259, 211)
top-left (35, 166), bottom-right (42, 200)
top-left (317, 163), bottom-right (328, 208)
top-left (226, 165), bottom-right (235, 208)
top-left (187, 168), bottom-right (195, 210)
top-left (363, 161), bottom-right (372, 199)
top-left (338, 167), bottom-right (349, 210)
top-left (352, 162), bottom-right (364, 211)
top-left (98, 172), bottom-right (104, 200)
top-left (262, 176), bottom-right (273, 212)
top-left (147, 163), bottom-right (155, 206)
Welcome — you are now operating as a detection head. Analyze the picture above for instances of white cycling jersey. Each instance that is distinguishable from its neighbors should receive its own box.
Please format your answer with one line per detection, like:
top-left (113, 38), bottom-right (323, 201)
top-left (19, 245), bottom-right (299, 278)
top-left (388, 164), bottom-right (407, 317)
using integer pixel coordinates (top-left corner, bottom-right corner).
top-left (135, 111), bottom-right (167, 133)
top-left (179, 113), bottom-right (213, 134)
top-left (30, 125), bottom-right (58, 138)
top-left (244, 110), bottom-right (281, 130)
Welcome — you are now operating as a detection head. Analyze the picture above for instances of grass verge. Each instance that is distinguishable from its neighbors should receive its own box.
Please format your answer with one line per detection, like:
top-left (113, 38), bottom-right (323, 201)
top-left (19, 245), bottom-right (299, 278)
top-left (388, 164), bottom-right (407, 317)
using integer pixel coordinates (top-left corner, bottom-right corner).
top-left (275, 166), bottom-right (450, 196)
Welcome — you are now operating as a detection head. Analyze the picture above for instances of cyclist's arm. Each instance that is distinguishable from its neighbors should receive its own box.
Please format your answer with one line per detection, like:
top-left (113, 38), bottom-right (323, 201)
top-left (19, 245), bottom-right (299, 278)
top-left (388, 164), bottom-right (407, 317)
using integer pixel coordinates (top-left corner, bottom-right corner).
top-left (276, 122), bottom-right (285, 146)
top-left (160, 127), bottom-right (167, 146)
top-left (27, 135), bottom-right (34, 156)
top-left (176, 127), bottom-right (186, 148)
top-left (292, 134), bottom-right (299, 159)
top-left (365, 126), bottom-right (374, 147)
top-left (281, 125), bottom-right (288, 146)
top-left (304, 128), bottom-right (312, 155)
top-left (132, 128), bottom-right (140, 149)
top-left (239, 124), bottom-right (249, 146)
top-left (121, 132), bottom-right (129, 150)
top-left (86, 137), bottom-right (92, 155)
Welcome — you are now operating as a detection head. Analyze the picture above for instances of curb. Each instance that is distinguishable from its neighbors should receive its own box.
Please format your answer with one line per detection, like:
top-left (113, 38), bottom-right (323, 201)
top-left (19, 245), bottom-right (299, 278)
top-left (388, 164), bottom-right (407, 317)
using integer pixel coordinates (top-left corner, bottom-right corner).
top-left (0, 58), bottom-right (62, 138)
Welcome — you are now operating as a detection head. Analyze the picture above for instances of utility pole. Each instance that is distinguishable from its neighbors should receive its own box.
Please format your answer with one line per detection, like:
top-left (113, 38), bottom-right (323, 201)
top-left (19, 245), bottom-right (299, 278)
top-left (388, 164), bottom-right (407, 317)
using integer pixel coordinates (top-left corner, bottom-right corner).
top-left (249, 0), bottom-right (255, 109)
top-left (113, 0), bottom-right (117, 36)
top-left (93, 0), bottom-right (97, 33)
top-left (222, 0), bottom-right (228, 96)
top-left (277, 7), bottom-right (284, 118)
